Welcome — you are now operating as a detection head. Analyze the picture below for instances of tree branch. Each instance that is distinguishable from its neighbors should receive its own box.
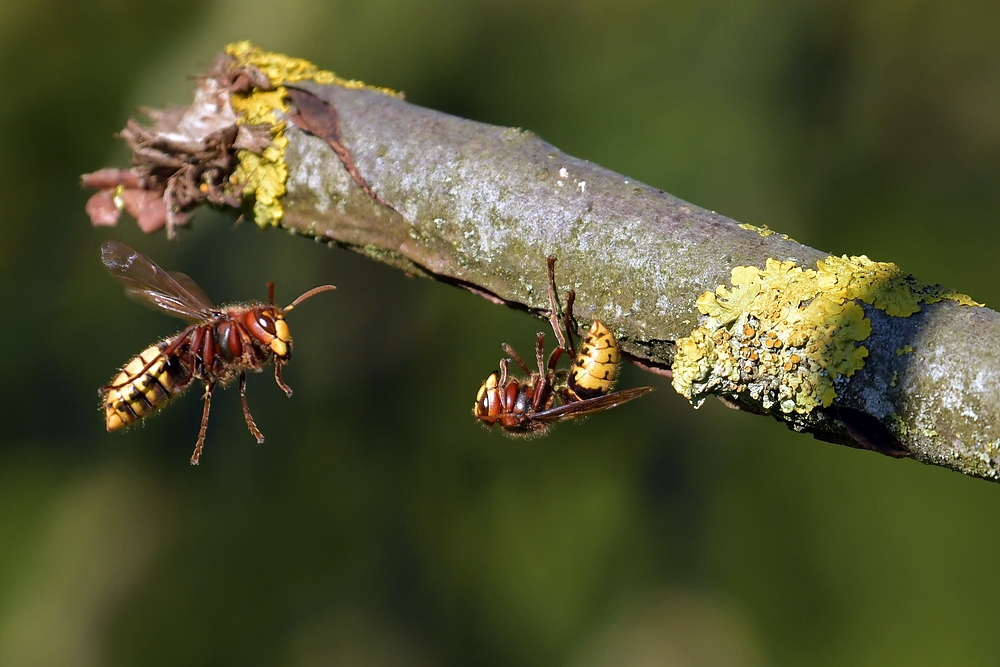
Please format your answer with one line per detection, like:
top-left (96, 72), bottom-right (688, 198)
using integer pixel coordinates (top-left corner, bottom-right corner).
top-left (83, 43), bottom-right (1000, 483)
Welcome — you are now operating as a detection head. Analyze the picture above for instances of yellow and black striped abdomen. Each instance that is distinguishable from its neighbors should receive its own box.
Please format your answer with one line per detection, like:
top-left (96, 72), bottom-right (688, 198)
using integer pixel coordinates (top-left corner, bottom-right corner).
top-left (566, 321), bottom-right (620, 400)
top-left (103, 344), bottom-right (191, 432)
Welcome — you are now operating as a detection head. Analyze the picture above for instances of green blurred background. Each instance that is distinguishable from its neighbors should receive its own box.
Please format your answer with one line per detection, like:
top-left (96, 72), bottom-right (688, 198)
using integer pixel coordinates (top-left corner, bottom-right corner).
top-left (2, 1), bottom-right (1000, 665)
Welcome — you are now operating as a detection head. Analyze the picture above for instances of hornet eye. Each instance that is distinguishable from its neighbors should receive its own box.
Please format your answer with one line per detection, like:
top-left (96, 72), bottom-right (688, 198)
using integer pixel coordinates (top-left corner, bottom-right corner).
top-left (258, 314), bottom-right (277, 335)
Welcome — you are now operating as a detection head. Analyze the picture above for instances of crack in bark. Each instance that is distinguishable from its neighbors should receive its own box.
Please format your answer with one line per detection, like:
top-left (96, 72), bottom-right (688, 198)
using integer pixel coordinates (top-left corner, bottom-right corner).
top-left (286, 86), bottom-right (396, 213)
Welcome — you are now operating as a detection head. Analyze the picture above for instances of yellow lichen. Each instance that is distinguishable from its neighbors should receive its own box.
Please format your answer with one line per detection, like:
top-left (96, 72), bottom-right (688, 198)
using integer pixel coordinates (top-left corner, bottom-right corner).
top-left (225, 41), bottom-right (400, 97)
top-left (738, 222), bottom-right (794, 242)
top-left (896, 345), bottom-right (914, 356)
top-left (928, 289), bottom-right (984, 308)
top-left (673, 255), bottom-right (983, 414)
top-left (670, 329), bottom-right (718, 398)
top-left (893, 413), bottom-right (908, 436)
top-left (224, 41), bottom-right (399, 228)
top-left (817, 254), bottom-right (983, 313)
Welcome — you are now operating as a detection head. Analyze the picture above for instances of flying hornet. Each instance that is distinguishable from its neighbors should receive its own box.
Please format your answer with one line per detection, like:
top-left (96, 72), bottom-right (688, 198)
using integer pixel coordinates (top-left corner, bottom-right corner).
top-left (474, 256), bottom-right (655, 435)
top-left (99, 240), bottom-right (335, 464)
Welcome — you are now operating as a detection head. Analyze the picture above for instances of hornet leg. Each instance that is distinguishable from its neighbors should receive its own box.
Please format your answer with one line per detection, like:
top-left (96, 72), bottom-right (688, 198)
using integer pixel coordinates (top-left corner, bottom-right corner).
top-left (545, 256), bottom-right (568, 351)
top-left (545, 256), bottom-right (575, 363)
top-left (101, 325), bottom-right (196, 393)
top-left (562, 290), bottom-right (576, 357)
top-left (498, 358), bottom-right (511, 386)
top-left (532, 332), bottom-right (552, 411)
top-left (274, 360), bottom-right (293, 398)
top-left (190, 381), bottom-right (216, 465)
top-left (240, 371), bottom-right (265, 444)
top-left (502, 342), bottom-right (534, 375)
top-left (534, 332), bottom-right (548, 376)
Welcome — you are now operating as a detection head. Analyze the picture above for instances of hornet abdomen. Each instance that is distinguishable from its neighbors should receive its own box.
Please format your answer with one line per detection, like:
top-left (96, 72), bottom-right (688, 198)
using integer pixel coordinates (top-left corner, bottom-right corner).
top-left (103, 342), bottom-right (192, 431)
top-left (566, 320), bottom-right (619, 400)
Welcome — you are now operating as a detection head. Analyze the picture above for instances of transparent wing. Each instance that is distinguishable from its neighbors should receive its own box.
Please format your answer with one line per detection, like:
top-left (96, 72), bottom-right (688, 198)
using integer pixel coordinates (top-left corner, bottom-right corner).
top-left (167, 270), bottom-right (215, 309)
top-left (101, 240), bottom-right (215, 322)
top-left (531, 386), bottom-right (656, 423)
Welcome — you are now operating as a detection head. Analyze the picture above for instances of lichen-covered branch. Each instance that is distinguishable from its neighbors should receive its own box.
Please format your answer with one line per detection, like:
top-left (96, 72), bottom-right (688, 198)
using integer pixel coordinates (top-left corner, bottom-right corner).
top-left (83, 43), bottom-right (1000, 483)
